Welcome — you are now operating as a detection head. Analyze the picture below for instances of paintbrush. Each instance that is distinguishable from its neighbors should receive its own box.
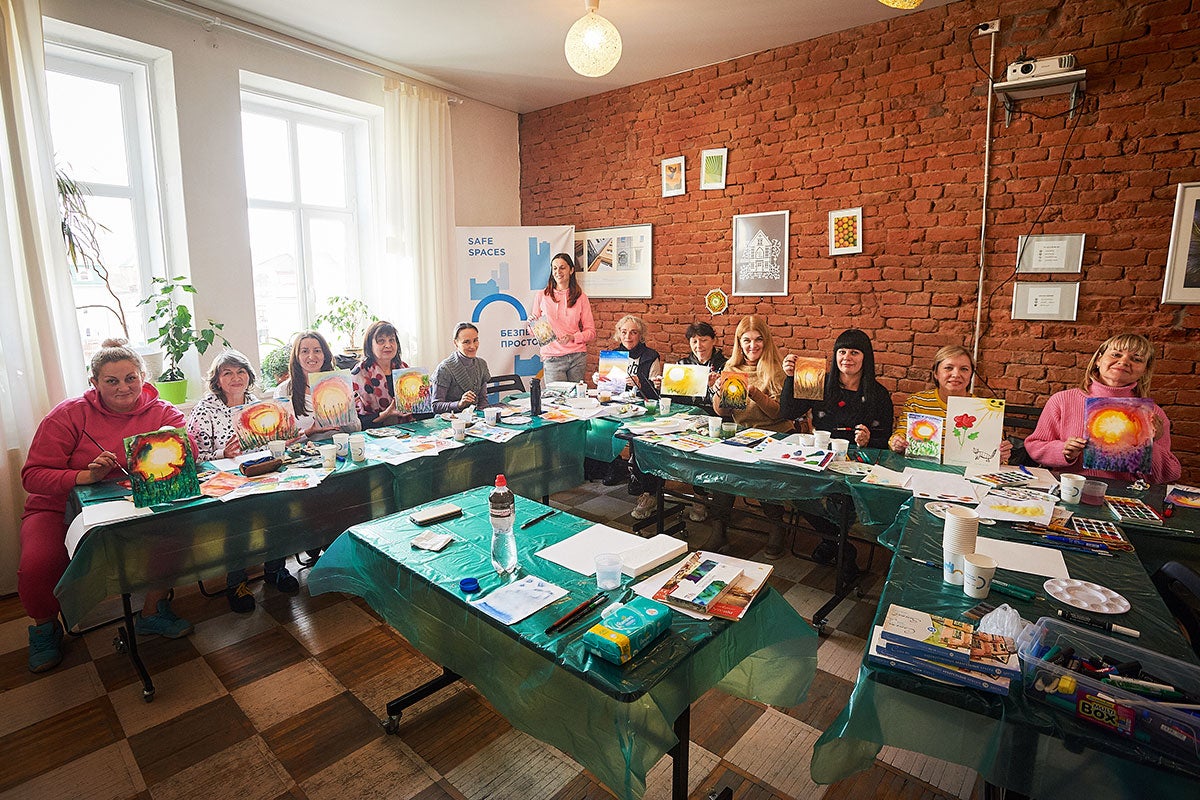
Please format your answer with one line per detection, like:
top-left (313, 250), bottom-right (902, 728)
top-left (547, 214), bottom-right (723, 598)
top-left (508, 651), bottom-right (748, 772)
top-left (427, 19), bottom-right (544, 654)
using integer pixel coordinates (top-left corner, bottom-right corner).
top-left (81, 430), bottom-right (131, 477)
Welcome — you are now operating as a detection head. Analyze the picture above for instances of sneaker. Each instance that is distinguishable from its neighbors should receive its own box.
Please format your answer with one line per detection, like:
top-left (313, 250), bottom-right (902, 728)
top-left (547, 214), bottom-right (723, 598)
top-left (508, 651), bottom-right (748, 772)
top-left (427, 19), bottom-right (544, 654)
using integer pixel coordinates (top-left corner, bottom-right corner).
top-left (688, 502), bottom-right (708, 522)
top-left (136, 599), bottom-right (194, 639)
top-left (265, 567), bottom-right (300, 594)
top-left (28, 619), bottom-right (64, 673)
top-left (631, 492), bottom-right (657, 520)
top-left (226, 581), bottom-right (256, 613)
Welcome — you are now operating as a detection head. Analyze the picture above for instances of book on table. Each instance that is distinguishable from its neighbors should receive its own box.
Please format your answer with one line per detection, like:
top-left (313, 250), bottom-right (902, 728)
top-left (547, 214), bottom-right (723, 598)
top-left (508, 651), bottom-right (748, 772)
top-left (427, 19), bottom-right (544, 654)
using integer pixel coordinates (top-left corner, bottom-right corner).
top-left (663, 558), bottom-right (742, 614)
top-left (868, 627), bottom-right (1011, 696)
top-left (651, 551), bottom-right (772, 621)
top-left (879, 604), bottom-right (974, 666)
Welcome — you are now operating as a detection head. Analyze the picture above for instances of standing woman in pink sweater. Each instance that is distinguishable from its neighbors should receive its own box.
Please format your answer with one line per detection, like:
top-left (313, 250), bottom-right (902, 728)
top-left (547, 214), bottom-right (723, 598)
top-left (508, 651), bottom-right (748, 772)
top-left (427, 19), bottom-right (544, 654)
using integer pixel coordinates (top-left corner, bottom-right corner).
top-left (20, 339), bottom-right (195, 673)
top-left (1023, 333), bottom-right (1181, 484)
top-left (530, 252), bottom-right (595, 383)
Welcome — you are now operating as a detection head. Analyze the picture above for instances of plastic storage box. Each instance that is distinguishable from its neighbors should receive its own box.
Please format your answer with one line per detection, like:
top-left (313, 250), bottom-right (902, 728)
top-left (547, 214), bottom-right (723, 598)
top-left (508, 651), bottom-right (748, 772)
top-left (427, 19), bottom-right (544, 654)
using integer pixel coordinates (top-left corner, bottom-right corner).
top-left (1017, 616), bottom-right (1200, 766)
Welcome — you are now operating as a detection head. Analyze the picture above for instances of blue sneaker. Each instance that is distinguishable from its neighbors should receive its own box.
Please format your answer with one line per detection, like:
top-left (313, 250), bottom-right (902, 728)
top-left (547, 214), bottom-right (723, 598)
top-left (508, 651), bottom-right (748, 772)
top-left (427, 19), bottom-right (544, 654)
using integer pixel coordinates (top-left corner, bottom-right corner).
top-left (136, 599), bottom-right (194, 639)
top-left (28, 619), bottom-right (64, 673)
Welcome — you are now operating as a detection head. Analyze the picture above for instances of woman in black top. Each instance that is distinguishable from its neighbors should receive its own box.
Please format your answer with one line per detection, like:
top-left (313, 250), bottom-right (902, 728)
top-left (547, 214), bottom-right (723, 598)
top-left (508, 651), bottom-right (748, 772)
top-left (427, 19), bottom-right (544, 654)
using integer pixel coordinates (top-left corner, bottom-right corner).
top-left (664, 321), bottom-right (727, 407)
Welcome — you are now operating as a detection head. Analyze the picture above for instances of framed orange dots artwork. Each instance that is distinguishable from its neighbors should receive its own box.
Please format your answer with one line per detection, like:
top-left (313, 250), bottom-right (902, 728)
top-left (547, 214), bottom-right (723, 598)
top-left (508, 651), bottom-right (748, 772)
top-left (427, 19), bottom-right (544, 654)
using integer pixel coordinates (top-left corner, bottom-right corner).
top-left (828, 207), bottom-right (863, 256)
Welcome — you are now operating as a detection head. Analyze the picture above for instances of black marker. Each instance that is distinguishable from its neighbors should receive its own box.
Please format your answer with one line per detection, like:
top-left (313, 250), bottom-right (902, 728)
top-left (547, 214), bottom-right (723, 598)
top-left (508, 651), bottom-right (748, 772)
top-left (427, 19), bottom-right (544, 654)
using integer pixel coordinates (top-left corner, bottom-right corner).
top-left (1057, 608), bottom-right (1139, 638)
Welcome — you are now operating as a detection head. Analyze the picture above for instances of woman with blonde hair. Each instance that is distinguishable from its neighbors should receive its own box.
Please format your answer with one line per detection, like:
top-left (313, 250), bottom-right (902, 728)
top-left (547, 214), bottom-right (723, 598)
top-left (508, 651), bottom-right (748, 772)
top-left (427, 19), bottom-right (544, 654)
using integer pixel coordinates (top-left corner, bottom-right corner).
top-left (1024, 333), bottom-right (1180, 483)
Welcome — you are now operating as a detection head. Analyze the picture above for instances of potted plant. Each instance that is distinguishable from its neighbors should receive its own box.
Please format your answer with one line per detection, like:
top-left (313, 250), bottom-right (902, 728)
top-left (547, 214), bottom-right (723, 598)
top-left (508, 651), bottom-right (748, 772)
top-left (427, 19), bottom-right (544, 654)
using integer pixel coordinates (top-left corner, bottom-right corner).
top-left (139, 276), bottom-right (230, 403)
top-left (258, 337), bottom-right (291, 389)
top-left (314, 296), bottom-right (376, 355)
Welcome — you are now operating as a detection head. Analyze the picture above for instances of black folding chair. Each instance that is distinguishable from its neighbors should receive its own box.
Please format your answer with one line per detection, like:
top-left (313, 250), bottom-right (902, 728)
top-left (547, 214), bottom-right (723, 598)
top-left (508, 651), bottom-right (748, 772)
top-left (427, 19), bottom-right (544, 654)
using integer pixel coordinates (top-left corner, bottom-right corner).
top-left (486, 373), bottom-right (525, 404)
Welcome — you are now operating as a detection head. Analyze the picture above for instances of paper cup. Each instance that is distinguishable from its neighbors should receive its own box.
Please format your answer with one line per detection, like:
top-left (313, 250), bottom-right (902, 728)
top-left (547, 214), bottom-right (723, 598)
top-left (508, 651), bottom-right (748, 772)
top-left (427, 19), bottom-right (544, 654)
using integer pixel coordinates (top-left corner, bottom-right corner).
top-left (659, 397), bottom-right (672, 414)
top-left (830, 439), bottom-right (849, 461)
top-left (599, 390), bottom-right (612, 403)
top-left (798, 433), bottom-right (815, 448)
top-left (1060, 473), bottom-right (1086, 504)
top-left (708, 417), bottom-right (722, 437)
top-left (451, 419), bottom-right (467, 442)
top-left (318, 444), bottom-right (337, 470)
top-left (595, 553), bottom-right (622, 590)
top-left (942, 506), bottom-right (979, 557)
top-left (963, 553), bottom-right (997, 599)
top-left (349, 433), bottom-right (366, 462)
top-left (813, 430), bottom-right (832, 448)
top-left (943, 546), bottom-right (966, 585)
top-left (333, 432), bottom-right (350, 458)
top-left (1082, 480), bottom-right (1107, 506)
top-left (484, 408), bottom-right (501, 425)
top-left (267, 440), bottom-right (286, 458)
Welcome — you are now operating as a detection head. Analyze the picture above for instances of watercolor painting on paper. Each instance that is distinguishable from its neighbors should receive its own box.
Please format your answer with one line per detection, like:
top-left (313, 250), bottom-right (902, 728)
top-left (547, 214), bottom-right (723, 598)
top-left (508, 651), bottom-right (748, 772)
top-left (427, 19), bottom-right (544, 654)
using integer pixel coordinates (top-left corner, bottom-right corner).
top-left (1083, 397), bottom-right (1154, 474)
top-left (308, 370), bottom-right (357, 429)
top-left (719, 372), bottom-right (750, 410)
top-left (906, 412), bottom-right (944, 462)
top-left (124, 427), bottom-right (200, 507)
top-left (943, 396), bottom-right (1005, 469)
top-left (790, 357), bottom-right (826, 400)
top-left (393, 368), bottom-right (433, 415)
top-left (661, 363), bottom-right (710, 397)
top-left (234, 399), bottom-right (299, 450)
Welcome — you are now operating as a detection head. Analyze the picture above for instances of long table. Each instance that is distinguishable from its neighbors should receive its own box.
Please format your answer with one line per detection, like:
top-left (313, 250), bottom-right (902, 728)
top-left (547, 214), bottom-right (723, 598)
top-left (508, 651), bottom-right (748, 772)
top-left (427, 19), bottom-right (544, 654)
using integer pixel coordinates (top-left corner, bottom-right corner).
top-left (810, 495), bottom-right (1200, 797)
top-left (57, 417), bottom-right (586, 699)
top-left (307, 487), bottom-right (818, 800)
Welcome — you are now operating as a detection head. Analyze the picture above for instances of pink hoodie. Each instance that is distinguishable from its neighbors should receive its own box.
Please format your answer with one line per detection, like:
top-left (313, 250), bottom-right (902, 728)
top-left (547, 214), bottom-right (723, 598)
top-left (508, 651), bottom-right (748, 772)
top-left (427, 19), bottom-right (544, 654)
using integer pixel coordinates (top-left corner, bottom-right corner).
top-left (22, 384), bottom-right (188, 516)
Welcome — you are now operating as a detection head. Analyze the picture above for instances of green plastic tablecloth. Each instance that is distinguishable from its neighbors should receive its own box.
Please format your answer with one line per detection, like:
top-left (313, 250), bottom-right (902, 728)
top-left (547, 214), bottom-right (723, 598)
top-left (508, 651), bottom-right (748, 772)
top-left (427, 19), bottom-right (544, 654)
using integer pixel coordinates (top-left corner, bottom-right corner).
top-left (810, 497), bottom-right (1200, 797)
top-left (57, 418), bottom-right (585, 625)
top-left (308, 487), bottom-right (818, 800)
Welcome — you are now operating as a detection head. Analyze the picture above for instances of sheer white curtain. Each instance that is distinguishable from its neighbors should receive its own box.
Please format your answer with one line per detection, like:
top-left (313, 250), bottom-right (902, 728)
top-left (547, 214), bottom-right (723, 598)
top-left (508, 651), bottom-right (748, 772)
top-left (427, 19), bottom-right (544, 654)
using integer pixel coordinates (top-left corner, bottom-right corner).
top-left (1, 0), bottom-right (86, 595)
top-left (382, 78), bottom-right (456, 367)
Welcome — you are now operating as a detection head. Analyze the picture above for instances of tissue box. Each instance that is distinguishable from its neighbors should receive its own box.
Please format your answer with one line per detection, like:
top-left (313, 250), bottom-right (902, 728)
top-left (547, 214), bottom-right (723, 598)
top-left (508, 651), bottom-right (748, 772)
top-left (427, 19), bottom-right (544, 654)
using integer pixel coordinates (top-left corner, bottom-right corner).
top-left (581, 597), bottom-right (671, 665)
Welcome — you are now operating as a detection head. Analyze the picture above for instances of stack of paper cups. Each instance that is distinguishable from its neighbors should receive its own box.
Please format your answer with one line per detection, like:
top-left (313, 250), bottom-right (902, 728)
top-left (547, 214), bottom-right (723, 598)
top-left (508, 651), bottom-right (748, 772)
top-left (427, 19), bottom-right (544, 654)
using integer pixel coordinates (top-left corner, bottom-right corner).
top-left (942, 506), bottom-right (979, 586)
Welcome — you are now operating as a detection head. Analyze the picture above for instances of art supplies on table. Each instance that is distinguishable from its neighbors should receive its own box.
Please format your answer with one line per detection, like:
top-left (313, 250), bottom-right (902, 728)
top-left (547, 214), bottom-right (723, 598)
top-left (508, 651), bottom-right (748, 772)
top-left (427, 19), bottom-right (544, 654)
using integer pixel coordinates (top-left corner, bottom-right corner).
top-left (581, 597), bottom-right (672, 665)
top-left (365, 425), bottom-right (410, 438)
top-left (598, 403), bottom-right (645, 421)
top-left (975, 491), bottom-right (1056, 526)
top-left (465, 422), bottom-right (522, 443)
top-left (868, 626), bottom-right (1011, 696)
top-left (967, 469), bottom-right (1034, 489)
top-left (233, 399), bottom-right (299, 450)
top-left (124, 426), bottom-right (201, 507)
top-left (826, 460), bottom-right (872, 476)
top-left (973, 537), bottom-right (1070, 579)
top-left (470, 575), bottom-right (567, 625)
top-left (1104, 495), bottom-right (1164, 527)
top-left (658, 432), bottom-right (718, 452)
top-left (660, 363), bottom-right (710, 397)
top-left (925, 501), bottom-right (996, 526)
top-left (1071, 517), bottom-right (1125, 540)
top-left (1082, 396), bottom-right (1155, 474)
top-left (1164, 484), bottom-right (1200, 509)
top-left (718, 371), bottom-right (750, 410)
top-left (664, 559), bottom-right (743, 614)
top-left (392, 368), bottom-right (433, 415)
top-left (199, 470), bottom-right (250, 497)
top-left (789, 356), bottom-right (826, 400)
top-left (943, 396), bottom-right (1005, 469)
top-left (614, 534), bottom-right (689, 577)
top-left (217, 468), bottom-right (328, 502)
top-left (635, 550), bottom-right (773, 621)
top-left (759, 446), bottom-right (836, 472)
top-left (534, 523), bottom-right (643, 575)
top-left (862, 464), bottom-right (907, 487)
top-left (65, 500), bottom-right (153, 557)
top-left (723, 427), bottom-right (774, 448)
top-left (1042, 578), bottom-right (1130, 614)
top-left (905, 469), bottom-right (983, 504)
top-left (308, 369), bottom-right (357, 429)
top-left (905, 412), bottom-right (944, 462)
top-left (879, 604), bottom-right (974, 665)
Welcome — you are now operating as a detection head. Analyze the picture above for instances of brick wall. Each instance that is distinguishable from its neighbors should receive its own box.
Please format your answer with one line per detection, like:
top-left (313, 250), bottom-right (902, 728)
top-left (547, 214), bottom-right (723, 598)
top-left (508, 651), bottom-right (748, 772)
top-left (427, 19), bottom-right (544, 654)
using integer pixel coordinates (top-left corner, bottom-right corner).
top-left (519, 0), bottom-right (1200, 478)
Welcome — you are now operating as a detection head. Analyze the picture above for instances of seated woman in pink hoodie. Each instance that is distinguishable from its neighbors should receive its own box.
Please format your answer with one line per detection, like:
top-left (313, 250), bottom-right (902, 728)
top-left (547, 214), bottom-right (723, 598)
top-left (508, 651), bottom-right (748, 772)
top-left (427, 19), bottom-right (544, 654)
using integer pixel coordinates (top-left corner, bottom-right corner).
top-left (1023, 333), bottom-right (1181, 484)
top-left (20, 339), bottom-right (196, 674)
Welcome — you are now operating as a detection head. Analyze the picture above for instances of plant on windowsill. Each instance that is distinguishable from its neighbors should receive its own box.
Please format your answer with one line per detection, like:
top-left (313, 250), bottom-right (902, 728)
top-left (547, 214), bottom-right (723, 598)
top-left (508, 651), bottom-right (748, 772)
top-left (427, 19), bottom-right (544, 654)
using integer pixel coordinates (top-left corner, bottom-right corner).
top-left (56, 167), bottom-right (129, 338)
top-left (138, 276), bottom-right (231, 404)
top-left (313, 296), bottom-right (376, 356)
top-left (258, 337), bottom-right (291, 389)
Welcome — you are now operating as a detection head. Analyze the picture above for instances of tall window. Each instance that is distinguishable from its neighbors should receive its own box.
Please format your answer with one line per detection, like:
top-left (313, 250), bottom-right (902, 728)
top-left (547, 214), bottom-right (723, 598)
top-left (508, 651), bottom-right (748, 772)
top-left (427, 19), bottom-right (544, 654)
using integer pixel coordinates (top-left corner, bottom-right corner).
top-left (240, 92), bottom-right (373, 357)
top-left (44, 44), bottom-right (167, 358)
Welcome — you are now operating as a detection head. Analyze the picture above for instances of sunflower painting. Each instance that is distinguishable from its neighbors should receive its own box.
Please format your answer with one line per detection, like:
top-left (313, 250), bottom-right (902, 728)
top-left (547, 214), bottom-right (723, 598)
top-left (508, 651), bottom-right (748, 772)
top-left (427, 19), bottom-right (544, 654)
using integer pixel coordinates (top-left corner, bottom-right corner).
top-left (905, 412), bottom-right (944, 462)
top-left (1083, 397), bottom-right (1154, 474)
top-left (234, 399), bottom-right (299, 450)
top-left (392, 368), bottom-right (433, 415)
top-left (943, 396), bottom-right (1005, 468)
top-left (790, 357), bottom-right (826, 401)
top-left (719, 372), bottom-right (750, 411)
top-left (124, 427), bottom-right (200, 507)
top-left (309, 370), bottom-right (357, 429)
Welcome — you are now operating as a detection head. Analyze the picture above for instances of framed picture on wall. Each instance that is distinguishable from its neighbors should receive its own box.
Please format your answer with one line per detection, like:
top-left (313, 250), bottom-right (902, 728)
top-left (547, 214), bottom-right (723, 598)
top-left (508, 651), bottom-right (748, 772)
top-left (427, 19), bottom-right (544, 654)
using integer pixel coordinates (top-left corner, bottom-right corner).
top-left (573, 224), bottom-right (652, 299)
top-left (700, 147), bottom-right (727, 190)
top-left (828, 207), bottom-right (863, 255)
top-left (1016, 234), bottom-right (1085, 274)
top-left (1161, 181), bottom-right (1200, 304)
top-left (1011, 282), bottom-right (1079, 321)
top-left (732, 211), bottom-right (788, 296)
top-left (661, 156), bottom-right (685, 197)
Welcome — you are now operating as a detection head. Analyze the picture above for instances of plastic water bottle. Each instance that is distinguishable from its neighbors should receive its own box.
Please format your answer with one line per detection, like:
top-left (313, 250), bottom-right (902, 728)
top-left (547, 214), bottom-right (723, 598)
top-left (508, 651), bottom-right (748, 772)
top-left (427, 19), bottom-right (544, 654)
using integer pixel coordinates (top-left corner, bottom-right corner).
top-left (576, 380), bottom-right (587, 399)
top-left (489, 474), bottom-right (517, 575)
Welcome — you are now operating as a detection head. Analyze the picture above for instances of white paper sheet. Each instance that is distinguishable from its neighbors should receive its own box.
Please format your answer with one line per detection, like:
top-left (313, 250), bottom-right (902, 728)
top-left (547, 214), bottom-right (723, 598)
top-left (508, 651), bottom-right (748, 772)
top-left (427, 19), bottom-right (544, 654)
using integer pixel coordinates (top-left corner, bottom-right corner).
top-left (974, 537), bottom-right (1070, 579)
top-left (208, 449), bottom-right (270, 472)
top-left (470, 575), bottom-right (567, 625)
top-left (905, 469), bottom-right (984, 503)
top-left (976, 492), bottom-right (1056, 526)
top-left (66, 500), bottom-right (153, 557)
top-left (862, 464), bottom-right (907, 487)
top-left (533, 523), bottom-right (645, 575)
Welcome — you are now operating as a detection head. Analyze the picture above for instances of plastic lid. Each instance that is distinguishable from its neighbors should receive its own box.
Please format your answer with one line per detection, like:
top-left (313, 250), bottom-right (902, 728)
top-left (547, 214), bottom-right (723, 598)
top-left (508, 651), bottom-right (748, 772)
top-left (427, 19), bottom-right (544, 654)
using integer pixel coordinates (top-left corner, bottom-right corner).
top-left (459, 577), bottom-right (480, 593)
top-left (495, 474), bottom-right (507, 487)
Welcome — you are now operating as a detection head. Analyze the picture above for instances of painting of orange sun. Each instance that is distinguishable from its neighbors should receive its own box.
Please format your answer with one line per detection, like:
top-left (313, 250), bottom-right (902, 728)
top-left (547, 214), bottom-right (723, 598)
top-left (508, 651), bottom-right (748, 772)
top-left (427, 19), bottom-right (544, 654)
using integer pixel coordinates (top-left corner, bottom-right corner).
top-left (1083, 397), bottom-right (1154, 474)
top-left (124, 427), bottom-right (199, 507)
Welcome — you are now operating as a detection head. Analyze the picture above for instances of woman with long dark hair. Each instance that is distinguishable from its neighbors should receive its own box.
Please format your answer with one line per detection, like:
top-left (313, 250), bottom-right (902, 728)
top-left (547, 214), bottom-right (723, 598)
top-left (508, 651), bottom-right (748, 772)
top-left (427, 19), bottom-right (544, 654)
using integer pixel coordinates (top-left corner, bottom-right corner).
top-left (530, 252), bottom-right (595, 383)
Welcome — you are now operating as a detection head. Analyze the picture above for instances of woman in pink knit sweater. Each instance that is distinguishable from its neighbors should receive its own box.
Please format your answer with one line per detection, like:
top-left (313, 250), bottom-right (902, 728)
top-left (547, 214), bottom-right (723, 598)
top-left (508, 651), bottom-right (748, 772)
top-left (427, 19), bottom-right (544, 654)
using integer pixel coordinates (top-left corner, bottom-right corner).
top-left (1023, 333), bottom-right (1181, 484)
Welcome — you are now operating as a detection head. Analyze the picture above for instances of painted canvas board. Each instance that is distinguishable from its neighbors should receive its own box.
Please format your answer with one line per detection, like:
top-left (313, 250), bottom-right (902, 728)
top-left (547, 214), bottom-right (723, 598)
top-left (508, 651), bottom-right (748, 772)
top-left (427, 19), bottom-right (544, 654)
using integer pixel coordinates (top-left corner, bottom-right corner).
top-left (719, 372), bottom-right (750, 410)
top-left (124, 427), bottom-right (200, 507)
top-left (906, 412), bottom-right (944, 462)
top-left (661, 363), bottom-right (710, 397)
top-left (393, 368), bottom-right (433, 415)
top-left (790, 357), bottom-right (826, 400)
top-left (598, 350), bottom-right (632, 379)
top-left (234, 399), bottom-right (299, 450)
top-left (1083, 397), bottom-right (1155, 474)
top-left (308, 370), bottom-right (357, 429)
top-left (944, 396), bottom-right (1006, 469)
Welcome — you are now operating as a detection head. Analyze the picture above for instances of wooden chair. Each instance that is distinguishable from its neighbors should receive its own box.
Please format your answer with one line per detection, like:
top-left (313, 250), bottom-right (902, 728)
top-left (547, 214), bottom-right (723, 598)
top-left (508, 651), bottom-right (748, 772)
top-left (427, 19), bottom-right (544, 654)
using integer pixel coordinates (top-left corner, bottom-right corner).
top-left (486, 373), bottom-right (525, 404)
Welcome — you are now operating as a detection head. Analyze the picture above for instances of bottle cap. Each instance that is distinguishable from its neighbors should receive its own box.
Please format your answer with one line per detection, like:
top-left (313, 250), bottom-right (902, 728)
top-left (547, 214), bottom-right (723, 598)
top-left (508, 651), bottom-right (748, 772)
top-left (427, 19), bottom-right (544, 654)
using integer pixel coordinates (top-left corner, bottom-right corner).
top-left (495, 474), bottom-right (507, 487)
top-left (459, 577), bottom-right (480, 593)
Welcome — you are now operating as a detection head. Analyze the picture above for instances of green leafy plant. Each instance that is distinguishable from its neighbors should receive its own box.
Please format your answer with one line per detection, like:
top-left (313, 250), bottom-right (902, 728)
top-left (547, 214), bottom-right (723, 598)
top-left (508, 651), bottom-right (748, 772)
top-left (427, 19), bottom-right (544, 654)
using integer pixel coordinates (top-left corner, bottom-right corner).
top-left (313, 296), bottom-right (376, 351)
top-left (56, 166), bottom-right (129, 337)
top-left (139, 277), bottom-right (231, 382)
top-left (259, 338), bottom-right (292, 388)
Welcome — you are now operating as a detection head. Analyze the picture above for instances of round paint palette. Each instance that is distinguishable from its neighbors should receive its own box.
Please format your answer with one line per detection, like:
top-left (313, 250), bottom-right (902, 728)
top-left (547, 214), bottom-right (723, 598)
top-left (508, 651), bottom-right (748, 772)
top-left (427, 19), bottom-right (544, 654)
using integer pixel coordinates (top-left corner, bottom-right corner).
top-left (826, 461), bottom-right (872, 476)
top-left (925, 502), bottom-right (996, 526)
top-left (1043, 578), bottom-right (1130, 615)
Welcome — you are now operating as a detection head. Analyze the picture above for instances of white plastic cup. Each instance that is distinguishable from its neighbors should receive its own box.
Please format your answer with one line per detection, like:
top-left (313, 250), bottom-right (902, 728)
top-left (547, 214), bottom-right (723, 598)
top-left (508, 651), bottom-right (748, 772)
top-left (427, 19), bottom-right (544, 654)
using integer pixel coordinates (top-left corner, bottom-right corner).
top-left (830, 439), bottom-right (849, 461)
top-left (1082, 479), bottom-right (1108, 506)
top-left (943, 546), bottom-right (966, 585)
top-left (963, 553), bottom-right (998, 599)
top-left (333, 432), bottom-right (350, 458)
top-left (349, 433), bottom-right (366, 462)
top-left (267, 440), bottom-right (286, 458)
top-left (707, 417), bottom-right (722, 437)
top-left (798, 433), bottom-right (815, 448)
top-left (813, 430), bottom-right (832, 448)
top-left (484, 407), bottom-right (501, 425)
top-left (659, 397), bottom-right (672, 414)
top-left (1060, 473), bottom-right (1086, 504)
top-left (318, 444), bottom-right (337, 470)
top-left (599, 389), bottom-right (613, 403)
top-left (451, 419), bottom-right (467, 442)
top-left (595, 553), bottom-right (622, 590)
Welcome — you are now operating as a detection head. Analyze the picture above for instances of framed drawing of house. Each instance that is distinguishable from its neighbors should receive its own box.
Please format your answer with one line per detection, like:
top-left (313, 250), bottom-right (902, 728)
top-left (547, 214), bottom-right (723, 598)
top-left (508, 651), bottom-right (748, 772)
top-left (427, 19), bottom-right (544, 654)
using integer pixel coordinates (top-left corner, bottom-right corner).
top-left (732, 211), bottom-right (788, 296)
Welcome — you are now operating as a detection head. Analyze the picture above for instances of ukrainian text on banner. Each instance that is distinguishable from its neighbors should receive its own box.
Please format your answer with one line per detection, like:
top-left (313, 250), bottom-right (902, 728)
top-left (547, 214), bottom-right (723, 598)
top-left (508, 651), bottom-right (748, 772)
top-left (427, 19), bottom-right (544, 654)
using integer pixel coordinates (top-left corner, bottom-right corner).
top-left (454, 227), bottom-right (574, 379)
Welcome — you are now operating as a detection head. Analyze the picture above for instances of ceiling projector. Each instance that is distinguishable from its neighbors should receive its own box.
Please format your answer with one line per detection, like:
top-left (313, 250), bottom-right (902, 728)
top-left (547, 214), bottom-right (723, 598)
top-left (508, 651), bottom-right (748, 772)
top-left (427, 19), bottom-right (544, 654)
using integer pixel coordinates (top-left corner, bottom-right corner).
top-left (1006, 54), bottom-right (1077, 81)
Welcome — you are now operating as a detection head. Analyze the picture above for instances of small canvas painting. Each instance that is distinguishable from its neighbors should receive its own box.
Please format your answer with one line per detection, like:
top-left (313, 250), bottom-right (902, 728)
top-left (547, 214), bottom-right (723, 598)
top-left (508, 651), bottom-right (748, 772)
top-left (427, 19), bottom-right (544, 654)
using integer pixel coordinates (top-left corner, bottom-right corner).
top-left (309, 370), bottom-right (357, 429)
top-left (906, 412), bottom-right (944, 462)
top-left (790, 357), bottom-right (826, 400)
top-left (944, 396), bottom-right (1005, 468)
top-left (528, 316), bottom-right (556, 346)
top-left (393, 368), bottom-right (433, 415)
top-left (598, 350), bottom-right (632, 379)
top-left (719, 372), bottom-right (750, 410)
top-left (124, 427), bottom-right (200, 507)
top-left (661, 363), bottom-right (710, 397)
top-left (234, 399), bottom-right (299, 450)
top-left (1083, 397), bottom-right (1155, 474)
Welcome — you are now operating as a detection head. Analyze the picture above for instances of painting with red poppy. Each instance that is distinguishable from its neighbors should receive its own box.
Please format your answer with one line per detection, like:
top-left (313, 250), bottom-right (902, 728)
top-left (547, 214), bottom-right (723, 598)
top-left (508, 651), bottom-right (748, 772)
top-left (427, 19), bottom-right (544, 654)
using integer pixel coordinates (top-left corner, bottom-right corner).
top-left (123, 427), bottom-right (200, 507)
top-left (1083, 397), bottom-right (1154, 474)
top-left (944, 396), bottom-right (1006, 468)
